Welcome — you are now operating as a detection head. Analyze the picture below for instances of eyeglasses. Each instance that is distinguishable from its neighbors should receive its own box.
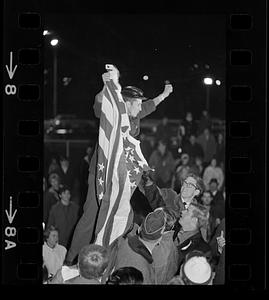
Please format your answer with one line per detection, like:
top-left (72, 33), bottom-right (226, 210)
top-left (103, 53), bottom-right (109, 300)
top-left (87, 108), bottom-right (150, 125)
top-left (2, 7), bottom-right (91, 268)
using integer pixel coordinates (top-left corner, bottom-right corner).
top-left (182, 180), bottom-right (197, 189)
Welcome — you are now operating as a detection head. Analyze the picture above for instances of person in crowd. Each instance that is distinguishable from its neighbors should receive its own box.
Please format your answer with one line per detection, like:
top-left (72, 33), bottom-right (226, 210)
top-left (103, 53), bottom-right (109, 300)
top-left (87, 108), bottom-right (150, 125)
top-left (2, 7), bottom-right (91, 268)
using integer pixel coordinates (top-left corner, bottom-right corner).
top-left (48, 156), bottom-right (61, 176)
top-left (67, 66), bottom-right (173, 264)
top-left (197, 110), bottom-right (212, 135)
top-left (47, 185), bottom-right (79, 249)
top-left (203, 157), bottom-right (224, 191)
top-left (208, 178), bottom-right (225, 229)
top-left (56, 155), bottom-right (80, 204)
top-left (106, 267), bottom-right (144, 285)
top-left (215, 132), bottom-right (225, 168)
top-left (156, 116), bottom-right (171, 143)
top-left (112, 209), bottom-right (167, 284)
top-left (50, 244), bottom-right (109, 284)
top-left (169, 250), bottom-right (214, 285)
top-left (171, 153), bottom-right (191, 193)
top-left (176, 119), bottom-right (184, 152)
top-left (180, 112), bottom-right (198, 148)
top-left (175, 203), bottom-right (212, 266)
top-left (43, 173), bottom-right (61, 226)
top-left (200, 190), bottom-right (216, 242)
top-left (190, 156), bottom-right (205, 177)
top-left (65, 244), bottom-right (109, 284)
top-left (78, 143), bottom-right (94, 215)
top-left (43, 226), bottom-right (67, 277)
top-left (196, 128), bottom-right (217, 166)
top-left (144, 172), bottom-right (204, 216)
top-left (149, 138), bottom-right (175, 188)
top-left (182, 134), bottom-right (204, 164)
top-left (209, 218), bottom-right (225, 284)
top-left (151, 208), bottom-right (179, 284)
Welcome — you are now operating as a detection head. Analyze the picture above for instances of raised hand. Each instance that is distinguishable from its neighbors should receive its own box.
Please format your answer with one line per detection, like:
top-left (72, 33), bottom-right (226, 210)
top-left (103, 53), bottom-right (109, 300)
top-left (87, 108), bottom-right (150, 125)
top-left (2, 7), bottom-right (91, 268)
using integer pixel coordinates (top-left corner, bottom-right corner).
top-left (102, 64), bottom-right (120, 85)
top-left (162, 83), bottom-right (173, 98)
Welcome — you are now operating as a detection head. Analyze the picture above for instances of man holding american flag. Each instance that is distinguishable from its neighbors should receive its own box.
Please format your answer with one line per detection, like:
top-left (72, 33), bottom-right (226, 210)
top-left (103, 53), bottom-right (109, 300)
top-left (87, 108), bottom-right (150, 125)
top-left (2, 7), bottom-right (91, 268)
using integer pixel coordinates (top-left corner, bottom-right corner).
top-left (66, 65), bottom-right (173, 264)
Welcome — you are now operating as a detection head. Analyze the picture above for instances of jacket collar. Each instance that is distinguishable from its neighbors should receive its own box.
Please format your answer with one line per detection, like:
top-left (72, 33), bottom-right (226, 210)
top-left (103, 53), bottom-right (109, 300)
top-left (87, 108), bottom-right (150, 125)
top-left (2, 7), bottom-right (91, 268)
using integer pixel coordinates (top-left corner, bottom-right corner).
top-left (127, 235), bottom-right (153, 264)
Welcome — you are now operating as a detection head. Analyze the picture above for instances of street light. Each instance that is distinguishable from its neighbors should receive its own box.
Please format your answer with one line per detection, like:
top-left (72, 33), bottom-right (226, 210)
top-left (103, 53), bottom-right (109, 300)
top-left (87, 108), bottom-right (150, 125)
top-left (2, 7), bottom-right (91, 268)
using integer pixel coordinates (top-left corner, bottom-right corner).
top-left (50, 38), bottom-right (59, 117)
top-left (203, 77), bottom-right (213, 112)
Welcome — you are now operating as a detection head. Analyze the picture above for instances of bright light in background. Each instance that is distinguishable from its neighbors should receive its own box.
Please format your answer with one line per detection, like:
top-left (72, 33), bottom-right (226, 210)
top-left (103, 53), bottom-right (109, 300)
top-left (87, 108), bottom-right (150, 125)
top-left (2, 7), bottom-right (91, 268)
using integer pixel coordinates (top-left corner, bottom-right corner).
top-left (203, 77), bottom-right (213, 85)
top-left (50, 39), bottom-right (59, 46)
top-left (216, 80), bottom-right (221, 86)
top-left (143, 75), bottom-right (149, 80)
top-left (43, 30), bottom-right (50, 36)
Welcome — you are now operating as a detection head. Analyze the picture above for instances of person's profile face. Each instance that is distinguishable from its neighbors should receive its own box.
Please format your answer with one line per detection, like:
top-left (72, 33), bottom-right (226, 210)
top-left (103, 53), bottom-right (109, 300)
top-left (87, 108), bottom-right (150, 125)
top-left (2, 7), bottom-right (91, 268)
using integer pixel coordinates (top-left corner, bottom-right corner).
top-left (179, 208), bottom-right (197, 231)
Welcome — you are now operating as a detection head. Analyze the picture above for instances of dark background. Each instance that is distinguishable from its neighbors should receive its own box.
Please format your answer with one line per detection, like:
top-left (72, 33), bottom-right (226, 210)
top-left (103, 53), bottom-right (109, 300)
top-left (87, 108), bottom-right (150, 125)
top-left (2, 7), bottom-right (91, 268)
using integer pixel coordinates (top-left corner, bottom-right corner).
top-left (44, 13), bottom-right (226, 120)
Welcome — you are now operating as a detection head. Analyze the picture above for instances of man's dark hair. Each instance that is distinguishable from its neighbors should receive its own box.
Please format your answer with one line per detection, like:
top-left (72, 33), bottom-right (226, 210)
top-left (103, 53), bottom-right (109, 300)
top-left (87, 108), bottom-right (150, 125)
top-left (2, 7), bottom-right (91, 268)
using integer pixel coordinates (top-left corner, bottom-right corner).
top-left (44, 225), bottom-right (58, 242)
top-left (106, 267), bottom-right (144, 285)
top-left (78, 244), bottom-right (109, 280)
top-left (58, 184), bottom-right (71, 196)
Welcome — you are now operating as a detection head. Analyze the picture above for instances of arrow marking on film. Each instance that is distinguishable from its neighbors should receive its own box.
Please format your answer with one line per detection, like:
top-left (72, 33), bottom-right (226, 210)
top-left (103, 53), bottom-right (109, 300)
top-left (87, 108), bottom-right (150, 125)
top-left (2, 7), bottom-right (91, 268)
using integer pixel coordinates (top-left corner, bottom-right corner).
top-left (5, 52), bottom-right (17, 80)
top-left (5, 196), bottom-right (17, 224)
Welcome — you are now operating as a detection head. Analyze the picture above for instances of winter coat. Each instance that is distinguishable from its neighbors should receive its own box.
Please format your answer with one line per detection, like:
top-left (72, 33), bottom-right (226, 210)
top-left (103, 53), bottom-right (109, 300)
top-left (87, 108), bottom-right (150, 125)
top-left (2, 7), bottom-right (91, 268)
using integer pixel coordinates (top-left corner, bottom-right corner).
top-left (47, 201), bottom-right (79, 249)
top-left (152, 230), bottom-right (179, 283)
top-left (114, 234), bottom-right (156, 284)
top-left (176, 231), bottom-right (212, 267)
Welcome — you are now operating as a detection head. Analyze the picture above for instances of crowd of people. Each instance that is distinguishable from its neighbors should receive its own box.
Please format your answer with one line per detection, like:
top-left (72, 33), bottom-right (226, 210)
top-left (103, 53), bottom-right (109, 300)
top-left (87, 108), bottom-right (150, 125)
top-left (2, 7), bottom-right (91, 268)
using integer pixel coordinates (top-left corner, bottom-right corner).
top-left (43, 66), bottom-right (225, 285)
top-left (43, 111), bottom-right (225, 285)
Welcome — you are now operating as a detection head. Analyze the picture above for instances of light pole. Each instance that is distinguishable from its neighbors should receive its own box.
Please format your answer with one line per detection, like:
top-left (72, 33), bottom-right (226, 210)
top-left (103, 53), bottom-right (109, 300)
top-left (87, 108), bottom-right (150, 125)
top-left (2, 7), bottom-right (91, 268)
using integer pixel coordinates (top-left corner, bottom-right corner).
top-left (203, 77), bottom-right (213, 112)
top-left (50, 38), bottom-right (59, 117)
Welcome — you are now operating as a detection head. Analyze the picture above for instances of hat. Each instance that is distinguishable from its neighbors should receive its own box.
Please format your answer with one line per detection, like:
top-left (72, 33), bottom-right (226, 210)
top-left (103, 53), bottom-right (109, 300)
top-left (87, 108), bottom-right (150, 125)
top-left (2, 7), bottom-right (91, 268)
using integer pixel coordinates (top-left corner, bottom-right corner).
top-left (140, 209), bottom-right (166, 241)
top-left (182, 254), bottom-right (212, 285)
top-left (121, 86), bottom-right (147, 100)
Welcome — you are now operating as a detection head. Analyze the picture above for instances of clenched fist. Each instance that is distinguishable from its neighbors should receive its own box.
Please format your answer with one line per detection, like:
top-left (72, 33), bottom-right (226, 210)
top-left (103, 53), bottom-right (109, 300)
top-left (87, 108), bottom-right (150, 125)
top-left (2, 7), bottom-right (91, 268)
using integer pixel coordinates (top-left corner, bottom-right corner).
top-left (102, 65), bottom-right (120, 84)
top-left (162, 84), bottom-right (173, 98)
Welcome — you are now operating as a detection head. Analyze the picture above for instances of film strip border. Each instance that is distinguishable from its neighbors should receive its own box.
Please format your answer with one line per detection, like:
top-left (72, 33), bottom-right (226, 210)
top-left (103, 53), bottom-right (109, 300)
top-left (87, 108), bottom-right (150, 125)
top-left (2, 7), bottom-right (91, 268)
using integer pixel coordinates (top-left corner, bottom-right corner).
top-left (3, 3), bottom-right (43, 284)
top-left (2, 3), bottom-right (267, 288)
top-left (226, 9), bottom-right (266, 290)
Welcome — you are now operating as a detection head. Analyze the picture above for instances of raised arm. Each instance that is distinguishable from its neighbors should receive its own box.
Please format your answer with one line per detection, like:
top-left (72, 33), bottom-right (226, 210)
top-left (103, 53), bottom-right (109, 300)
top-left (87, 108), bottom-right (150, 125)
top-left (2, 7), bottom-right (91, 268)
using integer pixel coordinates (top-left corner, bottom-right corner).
top-left (138, 83), bottom-right (173, 119)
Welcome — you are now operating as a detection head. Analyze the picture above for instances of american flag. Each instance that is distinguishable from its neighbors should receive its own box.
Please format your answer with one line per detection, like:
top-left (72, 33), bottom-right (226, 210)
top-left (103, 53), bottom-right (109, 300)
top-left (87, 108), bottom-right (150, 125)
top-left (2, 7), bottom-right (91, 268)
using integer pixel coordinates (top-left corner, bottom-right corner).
top-left (94, 79), bottom-right (150, 247)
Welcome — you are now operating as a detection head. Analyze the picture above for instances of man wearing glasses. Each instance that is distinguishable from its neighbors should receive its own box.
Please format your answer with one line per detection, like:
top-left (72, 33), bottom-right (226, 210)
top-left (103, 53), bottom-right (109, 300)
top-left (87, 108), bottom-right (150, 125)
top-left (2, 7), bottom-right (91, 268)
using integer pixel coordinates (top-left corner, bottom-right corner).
top-left (142, 172), bottom-right (205, 230)
top-left (143, 173), bottom-right (204, 217)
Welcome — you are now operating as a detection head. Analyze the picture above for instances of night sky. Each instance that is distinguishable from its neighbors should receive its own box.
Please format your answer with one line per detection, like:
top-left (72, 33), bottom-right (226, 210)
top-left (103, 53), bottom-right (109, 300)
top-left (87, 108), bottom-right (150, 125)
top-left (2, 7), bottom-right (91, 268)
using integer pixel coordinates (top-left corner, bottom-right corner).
top-left (44, 13), bottom-right (226, 120)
